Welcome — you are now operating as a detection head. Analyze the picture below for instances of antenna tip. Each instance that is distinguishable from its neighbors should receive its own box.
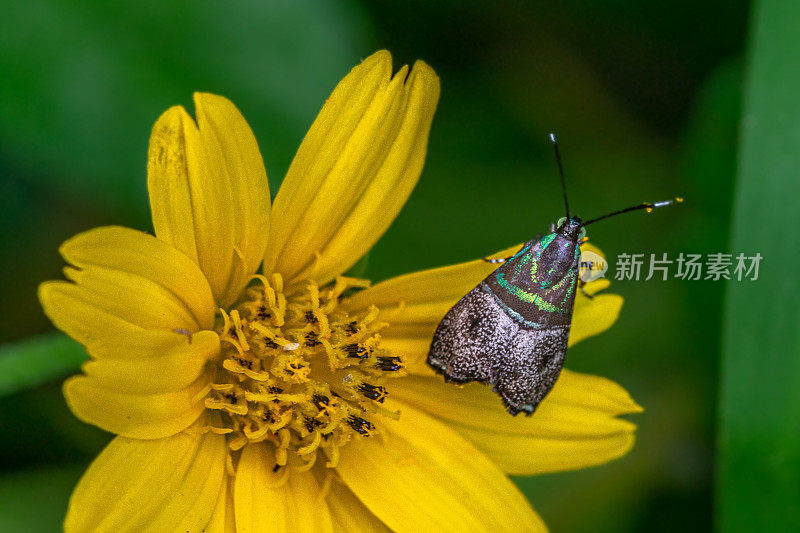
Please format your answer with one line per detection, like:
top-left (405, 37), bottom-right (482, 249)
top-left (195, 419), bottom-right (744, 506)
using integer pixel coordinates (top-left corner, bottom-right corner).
top-left (675, 196), bottom-right (684, 203)
top-left (549, 133), bottom-right (557, 143)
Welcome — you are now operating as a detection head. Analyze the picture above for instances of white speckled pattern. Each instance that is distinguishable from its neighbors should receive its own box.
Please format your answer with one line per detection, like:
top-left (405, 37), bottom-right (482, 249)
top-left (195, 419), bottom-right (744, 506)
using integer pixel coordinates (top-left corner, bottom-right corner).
top-left (428, 285), bottom-right (569, 415)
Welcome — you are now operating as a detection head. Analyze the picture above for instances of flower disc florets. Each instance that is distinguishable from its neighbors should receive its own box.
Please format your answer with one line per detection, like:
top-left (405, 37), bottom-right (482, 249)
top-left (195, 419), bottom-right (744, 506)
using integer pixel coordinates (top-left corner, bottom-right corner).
top-left (204, 274), bottom-right (404, 470)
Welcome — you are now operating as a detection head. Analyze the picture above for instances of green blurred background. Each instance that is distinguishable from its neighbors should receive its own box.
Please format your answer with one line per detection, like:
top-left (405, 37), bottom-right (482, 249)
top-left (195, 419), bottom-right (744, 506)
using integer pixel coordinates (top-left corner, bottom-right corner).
top-left (0, 0), bottom-right (754, 530)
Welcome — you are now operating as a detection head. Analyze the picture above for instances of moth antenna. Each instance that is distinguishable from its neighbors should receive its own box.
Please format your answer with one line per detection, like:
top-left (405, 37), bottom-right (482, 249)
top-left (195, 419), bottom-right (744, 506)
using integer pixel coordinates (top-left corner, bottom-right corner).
top-left (549, 133), bottom-right (570, 219)
top-left (581, 197), bottom-right (684, 227)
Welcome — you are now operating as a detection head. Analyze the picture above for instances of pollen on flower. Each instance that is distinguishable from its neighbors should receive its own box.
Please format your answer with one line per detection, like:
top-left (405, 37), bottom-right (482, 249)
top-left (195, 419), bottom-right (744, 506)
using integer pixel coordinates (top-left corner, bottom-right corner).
top-left (204, 273), bottom-right (405, 471)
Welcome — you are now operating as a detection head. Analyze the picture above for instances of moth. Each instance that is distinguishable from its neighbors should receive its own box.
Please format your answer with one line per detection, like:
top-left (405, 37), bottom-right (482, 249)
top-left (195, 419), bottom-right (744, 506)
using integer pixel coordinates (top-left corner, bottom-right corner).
top-left (427, 134), bottom-right (681, 415)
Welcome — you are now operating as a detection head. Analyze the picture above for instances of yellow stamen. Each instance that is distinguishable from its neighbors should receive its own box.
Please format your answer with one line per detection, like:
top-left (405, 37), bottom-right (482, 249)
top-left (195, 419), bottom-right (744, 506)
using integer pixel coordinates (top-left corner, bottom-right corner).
top-left (325, 444), bottom-right (340, 468)
top-left (205, 276), bottom-right (402, 473)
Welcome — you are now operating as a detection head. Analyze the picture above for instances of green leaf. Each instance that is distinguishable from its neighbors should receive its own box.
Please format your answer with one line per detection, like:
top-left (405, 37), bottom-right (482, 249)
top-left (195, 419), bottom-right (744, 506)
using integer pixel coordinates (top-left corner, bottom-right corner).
top-left (718, 1), bottom-right (800, 530)
top-left (0, 333), bottom-right (86, 396)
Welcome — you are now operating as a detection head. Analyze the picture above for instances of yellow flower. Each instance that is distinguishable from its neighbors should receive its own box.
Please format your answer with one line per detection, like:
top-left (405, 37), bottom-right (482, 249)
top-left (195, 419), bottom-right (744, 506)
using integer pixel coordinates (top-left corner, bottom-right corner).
top-left (39, 50), bottom-right (640, 532)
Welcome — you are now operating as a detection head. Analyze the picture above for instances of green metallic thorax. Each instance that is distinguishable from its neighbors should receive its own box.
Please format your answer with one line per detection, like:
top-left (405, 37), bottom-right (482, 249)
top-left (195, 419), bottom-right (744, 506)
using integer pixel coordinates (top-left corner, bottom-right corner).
top-left (481, 231), bottom-right (580, 329)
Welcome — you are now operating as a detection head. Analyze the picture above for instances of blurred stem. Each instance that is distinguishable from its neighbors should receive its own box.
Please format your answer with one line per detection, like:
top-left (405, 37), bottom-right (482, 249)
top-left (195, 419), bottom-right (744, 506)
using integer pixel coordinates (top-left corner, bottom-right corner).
top-left (718, 0), bottom-right (800, 530)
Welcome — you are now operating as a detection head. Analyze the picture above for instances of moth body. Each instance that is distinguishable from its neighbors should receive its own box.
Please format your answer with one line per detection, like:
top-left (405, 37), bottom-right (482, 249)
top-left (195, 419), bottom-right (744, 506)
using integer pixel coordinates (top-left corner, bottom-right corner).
top-left (426, 133), bottom-right (682, 415)
top-left (428, 219), bottom-right (582, 415)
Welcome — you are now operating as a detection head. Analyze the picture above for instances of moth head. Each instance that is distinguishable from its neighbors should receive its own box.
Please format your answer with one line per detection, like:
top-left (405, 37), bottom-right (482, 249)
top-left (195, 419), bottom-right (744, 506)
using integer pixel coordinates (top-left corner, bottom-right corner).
top-left (555, 216), bottom-right (586, 242)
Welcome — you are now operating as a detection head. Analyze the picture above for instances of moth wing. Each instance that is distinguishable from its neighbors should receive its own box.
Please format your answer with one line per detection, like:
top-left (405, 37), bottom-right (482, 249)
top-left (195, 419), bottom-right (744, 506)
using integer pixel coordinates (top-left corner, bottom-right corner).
top-left (427, 285), bottom-right (515, 384)
top-left (494, 326), bottom-right (569, 415)
top-left (427, 236), bottom-right (575, 415)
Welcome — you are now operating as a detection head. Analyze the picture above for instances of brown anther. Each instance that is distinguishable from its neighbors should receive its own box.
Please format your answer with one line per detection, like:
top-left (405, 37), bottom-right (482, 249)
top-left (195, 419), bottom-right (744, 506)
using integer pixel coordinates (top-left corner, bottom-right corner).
top-left (358, 383), bottom-right (388, 403)
top-left (346, 415), bottom-right (375, 436)
top-left (305, 331), bottom-right (321, 347)
top-left (376, 356), bottom-right (403, 372)
top-left (343, 343), bottom-right (368, 359)
top-left (263, 338), bottom-right (280, 349)
top-left (304, 417), bottom-right (322, 433)
top-left (311, 394), bottom-right (330, 409)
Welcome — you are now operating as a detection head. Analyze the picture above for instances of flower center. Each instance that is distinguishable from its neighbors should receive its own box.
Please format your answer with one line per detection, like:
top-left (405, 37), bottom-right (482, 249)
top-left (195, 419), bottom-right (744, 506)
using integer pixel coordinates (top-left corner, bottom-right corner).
top-left (204, 274), bottom-right (403, 471)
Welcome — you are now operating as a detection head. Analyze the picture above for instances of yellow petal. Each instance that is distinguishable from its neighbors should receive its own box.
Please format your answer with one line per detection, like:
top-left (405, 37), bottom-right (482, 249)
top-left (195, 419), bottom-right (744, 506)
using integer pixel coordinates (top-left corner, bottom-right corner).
top-left (63, 373), bottom-right (210, 439)
top-left (148, 93), bottom-right (270, 307)
top-left (234, 443), bottom-right (333, 533)
top-left (64, 420), bottom-right (227, 533)
top-left (326, 483), bottom-right (390, 533)
top-left (41, 279), bottom-right (219, 394)
top-left (264, 50), bottom-right (440, 287)
top-left (569, 277), bottom-right (623, 345)
top-left (46, 225), bottom-right (216, 331)
top-left (205, 476), bottom-right (235, 533)
top-left (380, 337), bottom-right (438, 377)
top-left (78, 329), bottom-right (219, 394)
top-left (39, 226), bottom-right (221, 396)
top-left (336, 402), bottom-right (546, 532)
top-left (343, 243), bottom-right (520, 375)
top-left (345, 242), bottom-right (522, 311)
top-left (391, 371), bottom-right (641, 476)
top-left (571, 243), bottom-right (623, 344)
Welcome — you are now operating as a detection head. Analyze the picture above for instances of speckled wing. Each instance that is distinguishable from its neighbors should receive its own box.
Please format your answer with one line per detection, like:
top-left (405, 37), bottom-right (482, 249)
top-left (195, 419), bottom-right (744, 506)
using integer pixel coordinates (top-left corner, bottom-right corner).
top-left (427, 236), bottom-right (579, 415)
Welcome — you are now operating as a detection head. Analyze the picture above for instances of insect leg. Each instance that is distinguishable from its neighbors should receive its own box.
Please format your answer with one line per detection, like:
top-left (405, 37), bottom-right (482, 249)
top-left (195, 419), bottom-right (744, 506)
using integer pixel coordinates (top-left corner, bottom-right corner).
top-left (481, 234), bottom-right (543, 264)
top-left (481, 256), bottom-right (512, 264)
top-left (173, 328), bottom-right (194, 342)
